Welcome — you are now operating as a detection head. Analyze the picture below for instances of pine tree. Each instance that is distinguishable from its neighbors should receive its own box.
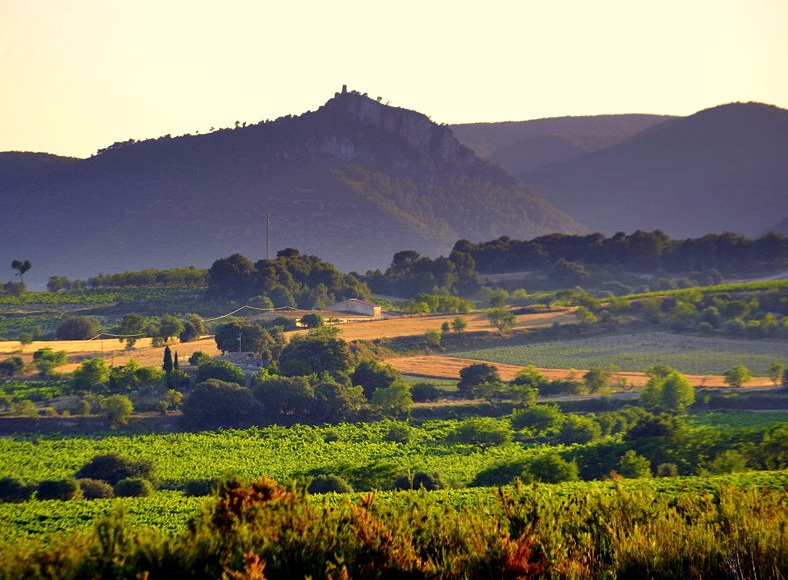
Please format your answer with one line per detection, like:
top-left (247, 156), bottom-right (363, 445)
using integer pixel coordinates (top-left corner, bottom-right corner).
top-left (174, 351), bottom-right (179, 370)
top-left (163, 345), bottom-right (174, 373)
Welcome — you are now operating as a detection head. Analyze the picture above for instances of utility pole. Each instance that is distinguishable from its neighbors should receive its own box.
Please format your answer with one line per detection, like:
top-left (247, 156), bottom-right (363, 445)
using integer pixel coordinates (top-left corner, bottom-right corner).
top-left (266, 212), bottom-right (271, 260)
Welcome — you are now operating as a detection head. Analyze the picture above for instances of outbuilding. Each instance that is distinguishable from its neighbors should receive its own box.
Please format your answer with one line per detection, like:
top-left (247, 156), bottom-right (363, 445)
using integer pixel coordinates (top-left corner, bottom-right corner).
top-left (328, 298), bottom-right (382, 319)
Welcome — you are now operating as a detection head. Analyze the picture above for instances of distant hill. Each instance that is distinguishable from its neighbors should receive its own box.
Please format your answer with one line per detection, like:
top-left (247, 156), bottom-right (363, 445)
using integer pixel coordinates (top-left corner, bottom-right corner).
top-left (0, 90), bottom-right (584, 288)
top-left (522, 102), bottom-right (788, 239)
top-left (451, 114), bottom-right (673, 173)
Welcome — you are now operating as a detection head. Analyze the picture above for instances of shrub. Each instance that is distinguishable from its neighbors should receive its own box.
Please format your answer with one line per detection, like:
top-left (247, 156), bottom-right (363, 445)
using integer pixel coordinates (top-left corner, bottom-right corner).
top-left (56, 316), bottom-right (101, 340)
top-left (184, 479), bottom-right (217, 497)
top-left (188, 351), bottom-right (212, 366)
top-left (411, 382), bottom-right (441, 402)
top-left (36, 479), bottom-right (81, 501)
top-left (307, 475), bottom-right (354, 494)
top-left (101, 394), bottom-right (134, 426)
top-left (511, 405), bottom-right (564, 434)
top-left (449, 417), bottom-right (512, 449)
top-left (78, 478), bottom-right (114, 499)
top-left (181, 380), bottom-right (262, 430)
top-left (75, 453), bottom-right (158, 487)
top-left (617, 450), bottom-right (653, 478)
top-left (0, 356), bottom-right (24, 378)
top-left (392, 471), bottom-right (447, 491)
top-left (383, 423), bottom-right (411, 444)
top-left (555, 414), bottom-right (602, 444)
top-left (656, 463), bottom-right (680, 477)
top-left (471, 460), bottom-right (529, 487)
top-left (114, 477), bottom-right (154, 497)
top-left (0, 476), bottom-right (33, 502)
top-left (524, 453), bottom-right (579, 484)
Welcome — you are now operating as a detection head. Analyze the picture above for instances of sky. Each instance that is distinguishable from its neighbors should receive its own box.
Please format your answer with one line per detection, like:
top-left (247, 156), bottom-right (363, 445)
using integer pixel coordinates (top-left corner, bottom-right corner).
top-left (1, 0), bottom-right (787, 158)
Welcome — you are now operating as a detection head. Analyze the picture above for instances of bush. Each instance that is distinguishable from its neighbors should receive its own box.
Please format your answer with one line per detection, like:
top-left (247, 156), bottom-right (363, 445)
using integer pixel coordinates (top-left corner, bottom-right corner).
top-left (114, 478), bottom-right (154, 497)
top-left (101, 394), bottom-right (134, 426)
top-left (556, 414), bottom-right (602, 445)
top-left (188, 351), bottom-right (212, 366)
top-left (56, 316), bottom-right (101, 340)
top-left (511, 405), bottom-right (565, 434)
top-left (0, 476), bottom-right (33, 502)
top-left (617, 450), bottom-right (652, 478)
top-left (181, 380), bottom-right (262, 430)
top-left (36, 479), bottom-right (81, 501)
top-left (524, 453), bottom-right (579, 484)
top-left (470, 460), bottom-right (529, 487)
top-left (383, 423), bottom-right (411, 444)
top-left (307, 475), bottom-right (354, 494)
top-left (448, 417), bottom-right (512, 449)
top-left (0, 356), bottom-right (24, 378)
top-left (411, 382), bottom-right (441, 402)
top-left (75, 453), bottom-right (157, 487)
top-left (78, 478), bottom-right (114, 499)
top-left (183, 479), bottom-right (218, 497)
top-left (392, 471), bottom-right (447, 491)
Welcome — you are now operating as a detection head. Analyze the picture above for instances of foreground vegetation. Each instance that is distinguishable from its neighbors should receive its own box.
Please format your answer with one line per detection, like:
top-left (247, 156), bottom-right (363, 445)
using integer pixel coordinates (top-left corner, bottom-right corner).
top-left (1, 474), bottom-right (787, 579)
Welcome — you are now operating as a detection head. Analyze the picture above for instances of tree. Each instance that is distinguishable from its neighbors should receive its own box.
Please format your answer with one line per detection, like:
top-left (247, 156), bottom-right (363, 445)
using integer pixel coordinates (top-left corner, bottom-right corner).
top-left (117, 314), bottom-right (147, 348)
top-left (213, 319), bottom-right (283, 362)
top-left (56, 316), bottom-right (102, 340)
top-left (252, 375), bottom-right (315, 425)
top-left (457, 363), bottom-right (502, 399)
top-left (181, 379), bottom-right (261, 429)
top-left (300, 313), bottom-right (324, 329)
top-left (511, 404), bottom-right (565, 435)
top-left (101, 394), bottom-right (134, 426)
top-left (36, 479), bottom-right (81, 501)
top-left (278, 332), bottom-right (351, 376)
top-left (10, 259), bottom-right (31, 286)
top-left (449, 417), bottom-right (512, 450)
top-left (640, 369), bottom-right (695, 414)
top-left (195, 359), bottom-right (245, 385)
top-left (768, 362), bottom-right (785, 386)
top-left (207, 253), bottom-right (257, 298)
top-left (583, 367), bottom-right (612, 394)
top-left (0, 356), bottom-right (24, 378)
top-left (179, 313), bottom-right (207, 342)
top-left (75, 453), bottom-right (157, 487)
top-left (369, 381), bottom-right (413, 419)
top-left (162, 346), bottom-right (174, 373)
top-left (723, 365), bottom-right (752, 388)
top-left (617, 450), bottom-right (652, 478)
top-left (451, 316), bottom-right (468, 333)
top-left (71, 358), bottom-right (111, 393)
top-left (156, 314), bottom-right (184, 343)
top-left (487, 308), bottom-right (516, 333)
top-left (525, 453), bottom-right (579, 484)
top-left (352, 359), bottom-right (400, 399)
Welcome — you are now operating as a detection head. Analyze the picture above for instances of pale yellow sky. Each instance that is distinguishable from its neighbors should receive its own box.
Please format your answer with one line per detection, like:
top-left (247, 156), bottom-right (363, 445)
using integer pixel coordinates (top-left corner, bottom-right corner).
top-left (1, 0), bottom-right (787, 158)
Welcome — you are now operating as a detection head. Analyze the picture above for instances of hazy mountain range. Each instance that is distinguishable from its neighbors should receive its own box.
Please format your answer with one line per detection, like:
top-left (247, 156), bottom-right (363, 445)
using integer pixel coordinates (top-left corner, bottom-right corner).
top-left (1, 90), bottom-right (786, 288)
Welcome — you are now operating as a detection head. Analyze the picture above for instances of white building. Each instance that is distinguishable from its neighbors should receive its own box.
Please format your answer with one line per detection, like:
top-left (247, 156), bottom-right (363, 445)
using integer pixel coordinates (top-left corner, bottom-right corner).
top-left (328, 298), bottom-right (382, 319)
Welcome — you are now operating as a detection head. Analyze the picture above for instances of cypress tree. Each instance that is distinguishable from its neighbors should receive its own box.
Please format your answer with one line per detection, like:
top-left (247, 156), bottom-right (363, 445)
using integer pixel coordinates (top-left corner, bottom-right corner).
top-left (163, 345), bottom-right (174, 373)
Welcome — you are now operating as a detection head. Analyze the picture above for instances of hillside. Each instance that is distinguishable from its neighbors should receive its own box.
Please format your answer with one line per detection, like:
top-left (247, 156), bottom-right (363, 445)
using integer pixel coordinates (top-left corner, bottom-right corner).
top-left (0, 90), bottom-right (583, 288)
top-left (523, 102), bottom-right (788, 238)
top-left (451, 114), bottom-right (673, 173)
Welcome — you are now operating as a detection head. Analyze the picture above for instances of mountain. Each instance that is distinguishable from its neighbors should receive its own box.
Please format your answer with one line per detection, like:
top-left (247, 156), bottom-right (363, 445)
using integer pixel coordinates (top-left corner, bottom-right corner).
top-left (521, 102), bottom-right (788, 239)
top-left (451, 114), bottom-right (674, 174)
top-left (0, 89), bottom-right (584, 288)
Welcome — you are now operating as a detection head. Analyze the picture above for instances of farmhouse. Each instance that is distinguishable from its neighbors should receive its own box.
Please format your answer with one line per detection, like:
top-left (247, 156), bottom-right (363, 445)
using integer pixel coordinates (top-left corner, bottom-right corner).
top-left (328, 298), bottom-right (382, 319)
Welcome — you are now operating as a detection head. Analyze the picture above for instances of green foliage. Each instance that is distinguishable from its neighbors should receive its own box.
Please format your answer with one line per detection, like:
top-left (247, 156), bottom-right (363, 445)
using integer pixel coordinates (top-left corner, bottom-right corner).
top-left (411, 382), bottom-right (441, 402)
top-left (32, 347), bottom-right (68, 374)
top-left (113, 477), bottom-right (154, 497)
top-left (75, 454), bottom-right (157, 487)
top-left (640, 369), bottom-right (695, 414)
top-left (457, 363), bottom-right (502, 399)
top-left (352, 359), bottom-right (400, 399)
top-left (178, 313), bottom-right (207, 342)
top-left (723, 364), bottom-right (752, 387)
top-left (181, 380), bottom-right (261, 430)
top-left (524, 453), bottom-right (579, 483)
top-left (0, 477), bottom-right (33, 502)
top-left (299, 312), bottom-right (324, 328)
top-left (511, 404), bottom-right (565, 435)
top-left (487, 307), bottom-right (516, 333)
top-left (78, 478), bottom-right (114, 499)
top-left (392, 471), bottom-right (447, 491)
top-left (71, 358), bottom-right (111, 393)
top-left (617, 450), bottom-right (652, 478)
top-left (404, 292), bottom-right (473, 314)
top-left (188, 351), bottom-right (211, 366)
top-left (0, 356), bottom-right (24, 378)
top-left (100, 394), bottom-right (133, 426)
top-left (252, 375), bottom-right (315, 425)
top-left (369, 381), bottom-right (413, 419)
top-left (448, 417), bottom-right (512, 449)
top-left (36, 478), bottom-right (81, 501)
top-left (195, 359), bottom-right (245, 385)
top-left (213, 318), bottom-right (283, 362)
top-left (55, 316), bottom-right (102, 340)
top-left (307, 475), bottom-right (354, 494)
top-left (278, 332), bottom-right (351, 376)
top-left (556, 414), bottom-right (603, 444)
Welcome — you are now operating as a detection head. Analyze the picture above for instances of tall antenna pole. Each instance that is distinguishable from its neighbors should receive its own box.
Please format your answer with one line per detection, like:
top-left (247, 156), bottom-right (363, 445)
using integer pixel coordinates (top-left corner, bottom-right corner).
top-left (266, 212), bottom-right (271, 260)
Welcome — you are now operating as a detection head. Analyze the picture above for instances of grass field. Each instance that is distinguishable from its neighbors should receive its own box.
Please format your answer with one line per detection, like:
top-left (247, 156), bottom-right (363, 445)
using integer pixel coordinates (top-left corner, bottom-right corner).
top-left (453, 331), bottom-right (784, 380)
